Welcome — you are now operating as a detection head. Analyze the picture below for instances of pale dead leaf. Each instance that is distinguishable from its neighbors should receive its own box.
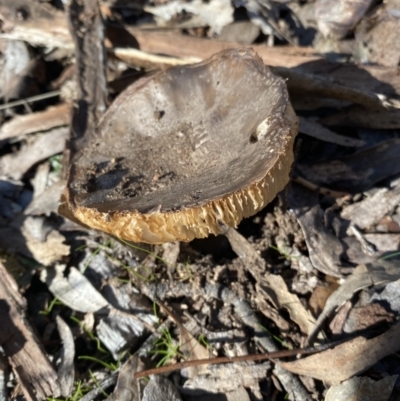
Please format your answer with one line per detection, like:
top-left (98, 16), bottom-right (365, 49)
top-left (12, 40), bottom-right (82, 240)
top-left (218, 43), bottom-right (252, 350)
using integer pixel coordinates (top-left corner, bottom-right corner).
top-left (182, 362), bottom-right (270, 394)
top-left (143, 375), bottom-right (182, 401)
top-left (55, 316), bottom-right (75, 397)
top-left (281, 321), bottom-right (400, 384)
top-left (257, 274), bottom-right (316, 335)
top-left (111, 354), bottom-right (140, 401)
top-left (307, 261), bottom-right (400, 345)
top-left (324, 375), bottom-right (398, 401)
top-left (40, 264), bottom-right (109, 313)
top-left (0, 128), bottom-right (68, 180)
top-left (299, 117), bottom-right (365, 147)
top-left (22, 216), bottom-right (69, 266)
top-left (179, 324), bottom-right (210, 378)
top-left (341, 185), bottom-right (400, 230)
top-left (144, 0), bottom-right (233, 35)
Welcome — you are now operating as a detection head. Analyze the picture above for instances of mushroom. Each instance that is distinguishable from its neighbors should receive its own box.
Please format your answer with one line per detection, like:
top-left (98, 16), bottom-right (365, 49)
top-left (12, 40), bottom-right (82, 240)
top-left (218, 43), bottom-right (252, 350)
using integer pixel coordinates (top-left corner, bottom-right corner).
top-left (59, 48), bottom-right (298, 244)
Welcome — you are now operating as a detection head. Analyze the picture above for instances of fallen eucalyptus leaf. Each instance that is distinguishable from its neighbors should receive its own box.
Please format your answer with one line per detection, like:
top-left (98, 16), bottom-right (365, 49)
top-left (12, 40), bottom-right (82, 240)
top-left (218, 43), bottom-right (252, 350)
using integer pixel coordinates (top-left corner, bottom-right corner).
top-left (307, 261), bottom-right (400, 345)
top-left (324, 375), bottom-right (397, 401)
top-left (282, 321), bottom-right (400, 384)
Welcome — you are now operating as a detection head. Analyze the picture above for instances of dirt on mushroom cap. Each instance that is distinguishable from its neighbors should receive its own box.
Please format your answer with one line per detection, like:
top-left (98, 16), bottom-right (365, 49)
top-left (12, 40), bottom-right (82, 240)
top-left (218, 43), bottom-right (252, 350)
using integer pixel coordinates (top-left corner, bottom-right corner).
top-left (60, 48), bottom-right (298, 244)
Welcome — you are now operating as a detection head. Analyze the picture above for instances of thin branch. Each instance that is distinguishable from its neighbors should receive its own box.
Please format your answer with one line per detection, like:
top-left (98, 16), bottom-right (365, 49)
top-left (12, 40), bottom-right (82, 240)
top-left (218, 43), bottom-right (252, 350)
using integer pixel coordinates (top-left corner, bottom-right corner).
top-left (134, 341), bottom-right (341, 379)
top-left (0, 91), bottom-right (60, 111)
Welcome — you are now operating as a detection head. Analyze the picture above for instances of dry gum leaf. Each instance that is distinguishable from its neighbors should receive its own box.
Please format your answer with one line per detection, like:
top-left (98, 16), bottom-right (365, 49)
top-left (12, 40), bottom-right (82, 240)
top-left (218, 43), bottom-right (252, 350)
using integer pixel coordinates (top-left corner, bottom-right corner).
top-left (297, 138), bottom-right (400, 193)
top-left (281, 321), bottom-right (400, 384)
top-left (307, 261), bottom-right (400, 345)
top-left (341, 185), bottom-right (400, 230)
top-left (324, 375), bottom-right (398, 401)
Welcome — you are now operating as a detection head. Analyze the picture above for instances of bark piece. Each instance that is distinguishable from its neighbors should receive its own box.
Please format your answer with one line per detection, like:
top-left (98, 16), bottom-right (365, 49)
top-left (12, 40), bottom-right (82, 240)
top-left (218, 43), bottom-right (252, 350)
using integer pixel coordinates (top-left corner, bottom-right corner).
top-left (321, 105), bottom-right (400, 129)
top-left (0, 261), bottom-right (60, 401)
top-left (182, 362), bottom-right (270, 394)
top-left (342, 302), bottom-right (395, 334)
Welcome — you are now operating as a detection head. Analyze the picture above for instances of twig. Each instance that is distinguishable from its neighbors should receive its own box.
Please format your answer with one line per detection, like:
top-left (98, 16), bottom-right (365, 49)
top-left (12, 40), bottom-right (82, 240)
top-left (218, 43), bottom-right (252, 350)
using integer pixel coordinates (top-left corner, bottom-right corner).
top-left (134, 341), bottom-right (339, 379)
top-left (292, 175), bottom-right (350, 198)
top-left (0, 91), bottom-right (61, 111)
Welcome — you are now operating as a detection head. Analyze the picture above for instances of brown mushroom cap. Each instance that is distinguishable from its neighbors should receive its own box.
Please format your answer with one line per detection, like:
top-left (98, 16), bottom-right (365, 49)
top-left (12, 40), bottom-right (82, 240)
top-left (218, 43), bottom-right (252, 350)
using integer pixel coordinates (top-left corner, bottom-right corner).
top-left (59, 48), bottom-right (298, 244)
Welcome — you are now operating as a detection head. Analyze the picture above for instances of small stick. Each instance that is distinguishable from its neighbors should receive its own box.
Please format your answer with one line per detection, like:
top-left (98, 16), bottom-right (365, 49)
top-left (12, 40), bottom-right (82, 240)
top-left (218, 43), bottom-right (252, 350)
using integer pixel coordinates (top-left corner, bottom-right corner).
top-left (0, 90), bottom-right (61, 111)
top-left (134, 341), bottom-right (339, 379)
top-left (292, 175), bottom-right (350, 199)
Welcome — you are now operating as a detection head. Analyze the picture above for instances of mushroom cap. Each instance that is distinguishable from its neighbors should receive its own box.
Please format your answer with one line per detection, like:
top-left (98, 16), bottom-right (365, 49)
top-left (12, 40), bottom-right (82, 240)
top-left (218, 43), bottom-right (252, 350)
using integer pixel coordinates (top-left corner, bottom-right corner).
top-left (60, 48), bottom-right (298, 244)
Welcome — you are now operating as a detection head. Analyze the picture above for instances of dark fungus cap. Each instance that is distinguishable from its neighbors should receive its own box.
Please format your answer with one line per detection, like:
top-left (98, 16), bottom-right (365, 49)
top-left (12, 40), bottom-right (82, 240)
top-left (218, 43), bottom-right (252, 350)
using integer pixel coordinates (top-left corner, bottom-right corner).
top-left (60, 48), bottom-right (298, 244)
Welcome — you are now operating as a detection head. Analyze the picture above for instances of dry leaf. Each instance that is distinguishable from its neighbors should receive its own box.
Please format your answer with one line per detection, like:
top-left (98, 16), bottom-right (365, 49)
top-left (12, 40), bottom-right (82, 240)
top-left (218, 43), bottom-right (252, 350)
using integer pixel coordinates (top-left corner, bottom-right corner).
top-left (297, 139), bottom-right (400, 193)
top-left (341, 185), bottom-right (400, 229)
top-left (55, 316), bottom-right (75, 397)
top-left (299, 117), bottom-right (365, 147)
top-left (143, 375), bottom-right (182, 401)
top-left (22, 216), bottom-right (70, 266)
top-left (41, 264), bottom-right (109, 313)
top-left (324, 375), bottom-right (398, 401)
top-left (144, 0), bottom-right (233, 35)
top-left (257, 274), bottom-right (316, 336)
top-left (288, 184), bottom-right (343, 277)
top-left (307, 261), bottom-right (400, 345)
top-left (281, 321), bottom-right (400, 384)
top-left (0, 128), bottom-right (68, 180)
top-left (110, 354), bottom-right (140, 401)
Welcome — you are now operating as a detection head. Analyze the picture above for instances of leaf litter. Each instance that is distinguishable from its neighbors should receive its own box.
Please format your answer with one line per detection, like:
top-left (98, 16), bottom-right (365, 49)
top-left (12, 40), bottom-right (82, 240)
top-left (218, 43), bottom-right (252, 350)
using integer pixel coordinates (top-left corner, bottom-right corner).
top-left (1, 0), bottom-right (400, 400)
